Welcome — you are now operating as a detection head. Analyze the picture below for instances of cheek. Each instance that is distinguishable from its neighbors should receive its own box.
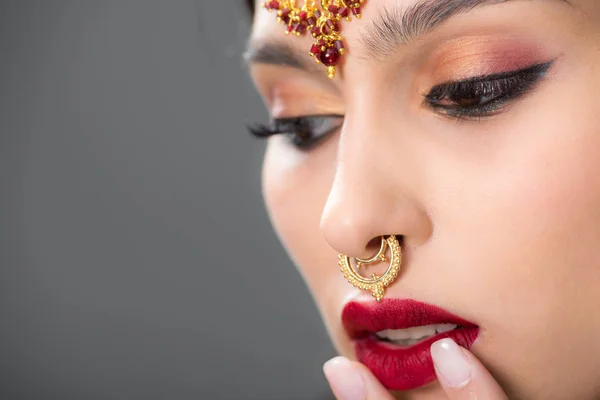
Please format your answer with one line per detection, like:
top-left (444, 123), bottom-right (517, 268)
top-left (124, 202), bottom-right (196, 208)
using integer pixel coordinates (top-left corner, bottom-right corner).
top-left (262, 138), bottom-right (358, 356)
top-left (261, 138), bottom-right (338, 291)
top-left (435, 71), bottom-right (600, 396)
top-left (486, 71), bottom-right (600, 322)
top-left (262, 143), bottom-right (319, 264)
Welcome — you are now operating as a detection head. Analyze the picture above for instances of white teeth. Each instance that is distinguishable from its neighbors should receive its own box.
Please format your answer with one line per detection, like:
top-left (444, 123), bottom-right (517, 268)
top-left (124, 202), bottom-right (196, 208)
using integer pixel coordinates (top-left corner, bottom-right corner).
top-left (435, 324), bottom-right (457, 333)
top-left (375, 324), bottom-right (458, 345)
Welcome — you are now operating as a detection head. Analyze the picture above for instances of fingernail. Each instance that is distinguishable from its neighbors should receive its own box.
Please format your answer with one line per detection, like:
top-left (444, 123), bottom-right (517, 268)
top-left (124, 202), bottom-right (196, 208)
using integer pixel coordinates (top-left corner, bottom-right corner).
top-left (431, 338), bottom-right (472, 388)
top-left (323, 357), bottom-right (365, 400)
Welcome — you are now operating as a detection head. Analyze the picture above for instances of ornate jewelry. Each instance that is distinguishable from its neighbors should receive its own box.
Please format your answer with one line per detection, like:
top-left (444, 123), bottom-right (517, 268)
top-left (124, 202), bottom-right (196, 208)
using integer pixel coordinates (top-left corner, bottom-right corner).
top-left (263, 0), bottom-right (366, 79)
top-left (339, 235), bottom-right (402, 302)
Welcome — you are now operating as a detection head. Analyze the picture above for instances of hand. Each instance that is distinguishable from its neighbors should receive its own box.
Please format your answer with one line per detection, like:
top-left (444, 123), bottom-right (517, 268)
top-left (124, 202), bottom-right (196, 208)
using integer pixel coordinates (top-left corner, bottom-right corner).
top-left (323, 338), bottom-right (508, 400)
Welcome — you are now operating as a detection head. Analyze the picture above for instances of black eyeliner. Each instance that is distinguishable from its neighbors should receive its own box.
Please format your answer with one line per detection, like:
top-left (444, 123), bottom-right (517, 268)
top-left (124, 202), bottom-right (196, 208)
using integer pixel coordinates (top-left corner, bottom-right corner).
top-left (424, 60), bottom-right (555, 119)
top-left (427, 60), bottom-right (554, 98)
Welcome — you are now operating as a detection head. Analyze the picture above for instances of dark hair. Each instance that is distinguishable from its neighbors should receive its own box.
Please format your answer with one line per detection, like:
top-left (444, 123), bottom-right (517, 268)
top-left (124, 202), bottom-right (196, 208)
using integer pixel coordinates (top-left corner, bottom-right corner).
top-left (246, 0), bottom-right (255, 14)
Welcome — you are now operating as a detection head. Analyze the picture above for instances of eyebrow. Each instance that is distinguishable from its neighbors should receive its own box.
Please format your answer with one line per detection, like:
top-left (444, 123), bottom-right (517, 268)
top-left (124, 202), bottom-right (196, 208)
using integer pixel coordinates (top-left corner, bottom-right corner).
top-left (360, 0), bottom-right (514, 60)
top-left (243, 40), bottom-right (316, 72)
top-left (363, 0), bottom-right (572, 60)
top-left (245, 0), bottom-right (570, 70)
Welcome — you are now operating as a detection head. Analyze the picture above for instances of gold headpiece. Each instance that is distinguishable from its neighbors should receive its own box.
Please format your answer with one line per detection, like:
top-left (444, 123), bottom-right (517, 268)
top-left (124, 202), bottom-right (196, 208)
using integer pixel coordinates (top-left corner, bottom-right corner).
top-left (263, 0), bottom-right (367, 79)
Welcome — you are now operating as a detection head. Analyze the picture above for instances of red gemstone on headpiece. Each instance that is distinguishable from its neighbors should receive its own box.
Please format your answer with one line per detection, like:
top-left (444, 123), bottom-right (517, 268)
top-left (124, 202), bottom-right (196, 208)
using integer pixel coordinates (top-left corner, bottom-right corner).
top-left (319, 47), bottom-right (340, 66)
top-left (294, 22), bottom-right (307, 34)
top-left (266, 1), bottom-right (280, 10)
top-left (335, 40), bottom-right (345, 52)
top-left (310, 43), bottom-right (321, 55)
top-left (328, 5), bottom-right (339, 14)
top-left (311, 26), bottom-right (320, 37)
top-left (338, 6), bottom-right (349, 17)
top-left (322, 19), bottom-right (338, 34)
top-left (307, 17), bottom-right (317, 26)
top-left (314, 9), bottom-right (322, 18)
top-left (280, 8), bottom-right (291, 23)
top-left (298, 11), bottom-right (308, 20)
top-left (351, 6), bottom-right (361, 16)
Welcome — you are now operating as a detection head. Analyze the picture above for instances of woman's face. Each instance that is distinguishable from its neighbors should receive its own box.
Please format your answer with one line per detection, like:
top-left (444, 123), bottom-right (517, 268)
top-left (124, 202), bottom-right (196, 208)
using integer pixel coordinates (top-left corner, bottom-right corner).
top-left (248, 0), bottom-right (600, 398)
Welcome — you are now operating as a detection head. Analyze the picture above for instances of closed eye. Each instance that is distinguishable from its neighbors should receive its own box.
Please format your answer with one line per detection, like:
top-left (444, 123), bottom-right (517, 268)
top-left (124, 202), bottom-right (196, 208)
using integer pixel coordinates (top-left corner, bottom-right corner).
top-left (424, 60), bottom-right (555, 121)
top-left (248, 114), bottom-right (344, 150)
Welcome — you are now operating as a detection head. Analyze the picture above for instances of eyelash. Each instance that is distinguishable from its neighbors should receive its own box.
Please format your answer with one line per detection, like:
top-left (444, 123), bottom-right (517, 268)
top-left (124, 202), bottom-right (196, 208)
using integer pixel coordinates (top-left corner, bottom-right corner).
top-left (247, 114), bottom-right (344, 150)
top-left (248, 60), bottom-right (554, 149)
top-left (423, 61), bottom-right (554, 120)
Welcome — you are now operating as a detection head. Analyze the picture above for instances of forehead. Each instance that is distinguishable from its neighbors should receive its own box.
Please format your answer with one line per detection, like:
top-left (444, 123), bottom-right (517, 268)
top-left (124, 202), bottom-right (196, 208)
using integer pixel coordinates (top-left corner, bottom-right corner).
top-left (250, 0), bottom-right (530, 70)
top-left (248, 0), bottom-right (576, 84)
top-left (250, 0), bottom-right (402, 53)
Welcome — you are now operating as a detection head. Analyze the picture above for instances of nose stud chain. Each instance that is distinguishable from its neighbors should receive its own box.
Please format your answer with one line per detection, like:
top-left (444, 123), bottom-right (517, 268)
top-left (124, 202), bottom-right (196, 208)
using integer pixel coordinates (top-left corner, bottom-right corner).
top-left (338, 235), bottom-right (402, 302)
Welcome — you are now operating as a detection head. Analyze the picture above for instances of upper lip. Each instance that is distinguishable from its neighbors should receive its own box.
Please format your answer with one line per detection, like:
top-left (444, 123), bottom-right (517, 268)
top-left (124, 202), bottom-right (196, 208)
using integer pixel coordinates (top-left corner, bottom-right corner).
top-left (342, 298), bottom-right (478, 339)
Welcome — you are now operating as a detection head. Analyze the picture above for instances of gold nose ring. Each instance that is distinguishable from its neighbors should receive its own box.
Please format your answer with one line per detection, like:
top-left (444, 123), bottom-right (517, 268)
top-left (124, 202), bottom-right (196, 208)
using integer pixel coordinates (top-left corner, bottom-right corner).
top-left (338, 235), bottom-right (402, 302)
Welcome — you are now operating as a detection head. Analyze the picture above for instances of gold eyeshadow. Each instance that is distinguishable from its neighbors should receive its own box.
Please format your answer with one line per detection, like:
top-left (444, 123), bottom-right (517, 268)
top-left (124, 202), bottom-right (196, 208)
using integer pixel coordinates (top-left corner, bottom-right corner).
top-left (425, 36), bottom-right (550, 84)
top-left (268, 85), bottom-right (344, 119)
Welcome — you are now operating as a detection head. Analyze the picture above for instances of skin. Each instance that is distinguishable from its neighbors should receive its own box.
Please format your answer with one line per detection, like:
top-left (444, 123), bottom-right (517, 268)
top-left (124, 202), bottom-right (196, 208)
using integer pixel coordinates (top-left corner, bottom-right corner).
top-left (248, 0), bottom-right (600, 398)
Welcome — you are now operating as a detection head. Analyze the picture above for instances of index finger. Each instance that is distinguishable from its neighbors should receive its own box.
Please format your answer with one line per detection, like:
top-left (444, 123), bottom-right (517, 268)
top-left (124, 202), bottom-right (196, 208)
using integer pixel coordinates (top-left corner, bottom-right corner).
top-left (431, 339), bottom-right (508, 400)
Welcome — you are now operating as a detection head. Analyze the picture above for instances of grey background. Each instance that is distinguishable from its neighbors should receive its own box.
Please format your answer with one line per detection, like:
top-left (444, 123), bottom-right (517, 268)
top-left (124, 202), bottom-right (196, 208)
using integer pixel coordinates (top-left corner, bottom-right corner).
top-left (0, 1), bottom-right (335, 399)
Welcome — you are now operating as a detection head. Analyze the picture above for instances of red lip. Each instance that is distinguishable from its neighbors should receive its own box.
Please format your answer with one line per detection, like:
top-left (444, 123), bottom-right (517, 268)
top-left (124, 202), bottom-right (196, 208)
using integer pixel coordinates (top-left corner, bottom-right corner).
top-left (342, 299), bottom-right (479, 391)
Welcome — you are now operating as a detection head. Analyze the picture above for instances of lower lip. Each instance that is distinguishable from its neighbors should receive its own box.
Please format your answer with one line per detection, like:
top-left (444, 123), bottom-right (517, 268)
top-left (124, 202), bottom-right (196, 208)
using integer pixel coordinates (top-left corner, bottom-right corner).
top-left (354, 326), bottom-right (479, 391)
top-left (342, 299), bottom-right (479, 391)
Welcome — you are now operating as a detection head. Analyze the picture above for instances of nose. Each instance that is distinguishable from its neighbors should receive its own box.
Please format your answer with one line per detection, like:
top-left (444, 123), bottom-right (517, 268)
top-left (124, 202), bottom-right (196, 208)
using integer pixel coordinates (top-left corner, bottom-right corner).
top-left (319, 110), bottom-right (432, 259)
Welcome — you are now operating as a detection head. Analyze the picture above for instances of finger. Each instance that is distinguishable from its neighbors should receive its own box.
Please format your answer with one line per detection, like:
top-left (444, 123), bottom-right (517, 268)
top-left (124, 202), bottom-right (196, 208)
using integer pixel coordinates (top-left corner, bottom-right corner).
top-left (323, 356), bottom-right (395, 400)
top-left (431, 338), bottom-right (508, 400)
